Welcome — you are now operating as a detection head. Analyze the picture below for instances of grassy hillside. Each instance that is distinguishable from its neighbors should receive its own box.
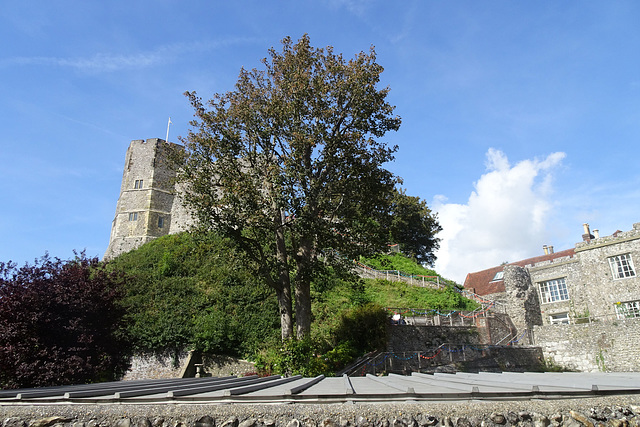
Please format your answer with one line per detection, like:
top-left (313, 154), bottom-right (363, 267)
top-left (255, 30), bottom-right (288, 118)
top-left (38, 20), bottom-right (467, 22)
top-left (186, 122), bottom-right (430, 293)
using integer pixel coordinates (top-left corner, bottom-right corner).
top-left (360, 252), bottom-right (458, 286)
top-left (108, 232), bottom-right (477, 375)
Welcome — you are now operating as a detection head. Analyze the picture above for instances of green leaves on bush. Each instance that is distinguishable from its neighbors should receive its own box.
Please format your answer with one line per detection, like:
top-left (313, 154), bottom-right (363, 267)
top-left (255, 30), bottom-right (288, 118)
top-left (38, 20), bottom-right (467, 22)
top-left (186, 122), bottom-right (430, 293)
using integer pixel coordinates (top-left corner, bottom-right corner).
top-left (108, 233), bottom-right (280, 357)
top-left (107, 232), bottom-right (478, 376)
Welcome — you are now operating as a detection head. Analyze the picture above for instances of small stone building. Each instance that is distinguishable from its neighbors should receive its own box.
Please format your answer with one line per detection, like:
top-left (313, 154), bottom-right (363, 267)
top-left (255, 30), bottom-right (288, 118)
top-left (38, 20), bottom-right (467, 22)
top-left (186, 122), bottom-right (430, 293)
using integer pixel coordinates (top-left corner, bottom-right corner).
top-left (465, 222), bottom-right (640, 328)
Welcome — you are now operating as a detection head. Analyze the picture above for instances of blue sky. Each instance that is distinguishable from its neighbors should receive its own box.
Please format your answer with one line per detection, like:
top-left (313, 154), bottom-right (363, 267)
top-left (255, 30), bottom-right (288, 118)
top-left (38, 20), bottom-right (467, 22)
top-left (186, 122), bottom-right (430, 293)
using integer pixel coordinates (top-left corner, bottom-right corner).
top-left (1, 1), bottom-right (639, 283)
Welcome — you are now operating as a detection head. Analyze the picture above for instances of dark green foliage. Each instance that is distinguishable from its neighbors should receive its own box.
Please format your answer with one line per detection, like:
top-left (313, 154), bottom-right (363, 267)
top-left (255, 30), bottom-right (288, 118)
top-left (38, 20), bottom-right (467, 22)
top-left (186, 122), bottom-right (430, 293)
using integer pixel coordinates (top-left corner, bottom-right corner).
top-left (108, 233), bottom-right (280, 357)
top-left (0, 253), bottom-right (130, 389)
top-left (389, 188), bottom-right (442, 266)
top-left (107, 232), bottom-right (477, 377)
top-left (331, 303), bottom-right (388, 352)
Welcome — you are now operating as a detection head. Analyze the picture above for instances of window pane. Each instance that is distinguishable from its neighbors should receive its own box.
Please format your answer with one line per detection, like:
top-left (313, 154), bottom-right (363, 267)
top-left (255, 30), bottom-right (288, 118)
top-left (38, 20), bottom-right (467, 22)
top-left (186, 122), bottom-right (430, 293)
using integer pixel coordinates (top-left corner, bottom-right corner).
top-left (609, 254), bottom-right (636, 279)
top-left (538, 278), bottom-right (569, 303)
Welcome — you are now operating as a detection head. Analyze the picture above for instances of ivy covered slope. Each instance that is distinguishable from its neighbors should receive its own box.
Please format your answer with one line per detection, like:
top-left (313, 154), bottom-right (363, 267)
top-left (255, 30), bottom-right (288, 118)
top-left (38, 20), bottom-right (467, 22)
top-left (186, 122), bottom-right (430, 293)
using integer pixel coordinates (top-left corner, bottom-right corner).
top-left (107, 233), bottom-right (281, 357)
top-left (109, 233), bottom-right (477, 374)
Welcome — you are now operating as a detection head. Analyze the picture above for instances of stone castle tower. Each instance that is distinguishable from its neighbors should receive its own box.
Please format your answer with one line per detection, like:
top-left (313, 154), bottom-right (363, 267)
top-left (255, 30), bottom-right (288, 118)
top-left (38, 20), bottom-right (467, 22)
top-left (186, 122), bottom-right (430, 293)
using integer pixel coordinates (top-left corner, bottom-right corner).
top-left (104, 138), bottom-right (191, 260)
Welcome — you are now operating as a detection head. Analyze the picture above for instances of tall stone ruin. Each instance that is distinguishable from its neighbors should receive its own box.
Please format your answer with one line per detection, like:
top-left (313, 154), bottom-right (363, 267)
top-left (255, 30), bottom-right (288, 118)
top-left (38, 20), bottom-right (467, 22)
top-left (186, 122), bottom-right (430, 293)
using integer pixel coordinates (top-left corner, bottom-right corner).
top-left (104, 138), bottom-right (190, 260)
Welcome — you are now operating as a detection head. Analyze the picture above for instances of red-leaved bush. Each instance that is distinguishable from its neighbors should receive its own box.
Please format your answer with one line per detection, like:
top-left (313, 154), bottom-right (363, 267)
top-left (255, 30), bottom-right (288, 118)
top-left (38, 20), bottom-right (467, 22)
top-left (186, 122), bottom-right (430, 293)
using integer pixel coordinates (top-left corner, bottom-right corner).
top-left (0, 253), bottom-right (130, 389)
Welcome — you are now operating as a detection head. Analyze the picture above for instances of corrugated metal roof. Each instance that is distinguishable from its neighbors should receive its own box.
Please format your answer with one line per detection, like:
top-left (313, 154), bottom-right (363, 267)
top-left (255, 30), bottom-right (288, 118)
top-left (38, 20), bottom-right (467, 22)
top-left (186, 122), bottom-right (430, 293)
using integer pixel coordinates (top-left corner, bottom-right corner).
top-left (2, 372), bottom-right (639, 404)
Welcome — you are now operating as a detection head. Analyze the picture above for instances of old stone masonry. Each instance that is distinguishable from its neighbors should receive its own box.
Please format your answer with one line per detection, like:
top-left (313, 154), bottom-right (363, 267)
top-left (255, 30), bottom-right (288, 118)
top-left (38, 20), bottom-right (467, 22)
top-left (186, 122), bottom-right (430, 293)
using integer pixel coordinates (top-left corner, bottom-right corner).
top-left (104, 138), bottom-right (191, 260)
top-left (2, 399), bottom-right (640, 427)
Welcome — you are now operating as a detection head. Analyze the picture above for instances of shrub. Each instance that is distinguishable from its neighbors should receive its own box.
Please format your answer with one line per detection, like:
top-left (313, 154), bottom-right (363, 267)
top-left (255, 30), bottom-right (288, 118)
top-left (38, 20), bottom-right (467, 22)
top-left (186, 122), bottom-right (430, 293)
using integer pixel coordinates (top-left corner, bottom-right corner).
top-left (109, 233), bottom-right (280, 357)
top-left (0, 253), bottom-right (130, 388)
top-left (332, 303), bottom-right (388, 353)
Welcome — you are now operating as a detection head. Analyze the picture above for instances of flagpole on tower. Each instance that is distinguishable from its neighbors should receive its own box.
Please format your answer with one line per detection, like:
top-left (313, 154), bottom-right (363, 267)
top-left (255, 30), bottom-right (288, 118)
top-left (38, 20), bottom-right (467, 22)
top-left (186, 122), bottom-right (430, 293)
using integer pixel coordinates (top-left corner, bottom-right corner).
top-left (165, 117), bottom-right (172, 143)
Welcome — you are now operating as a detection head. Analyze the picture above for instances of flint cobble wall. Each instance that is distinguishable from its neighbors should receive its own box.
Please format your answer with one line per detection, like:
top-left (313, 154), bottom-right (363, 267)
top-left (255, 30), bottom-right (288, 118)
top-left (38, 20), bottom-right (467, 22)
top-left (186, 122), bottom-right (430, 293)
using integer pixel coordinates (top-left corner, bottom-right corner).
top-left (533, 317), bottom-right (640, 372)
top-left (387, 325), bottom-right (481, 351)
top-left (2, 398), bottom-right (640, 427)
top-left (122, 351), bottom-right (192, 381)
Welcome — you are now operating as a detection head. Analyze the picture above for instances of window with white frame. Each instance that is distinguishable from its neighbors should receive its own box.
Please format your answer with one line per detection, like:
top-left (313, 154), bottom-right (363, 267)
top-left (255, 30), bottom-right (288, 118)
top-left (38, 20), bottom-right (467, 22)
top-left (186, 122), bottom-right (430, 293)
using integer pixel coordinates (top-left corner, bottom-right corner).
top-left (491, 271), bottom-right (504, 281)
top-left (615, 300), bottom-right (640, 319)
top-left (134, 179), bottom-right (144, 189)
top-left (128, 212), bottom-right (138, 221)
top-left (608, 254), bottom-right (636, 279)
top-left (538, 278), bottom-right (569, 304)
top-left (549, 312), bottom-right (570, 324)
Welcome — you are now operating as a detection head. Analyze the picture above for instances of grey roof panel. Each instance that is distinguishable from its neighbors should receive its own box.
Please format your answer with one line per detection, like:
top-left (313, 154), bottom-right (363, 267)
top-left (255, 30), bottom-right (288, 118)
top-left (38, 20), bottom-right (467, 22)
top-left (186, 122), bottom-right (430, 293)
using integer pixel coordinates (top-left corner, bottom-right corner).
top-left (2, 372), bottom-right (639, 404)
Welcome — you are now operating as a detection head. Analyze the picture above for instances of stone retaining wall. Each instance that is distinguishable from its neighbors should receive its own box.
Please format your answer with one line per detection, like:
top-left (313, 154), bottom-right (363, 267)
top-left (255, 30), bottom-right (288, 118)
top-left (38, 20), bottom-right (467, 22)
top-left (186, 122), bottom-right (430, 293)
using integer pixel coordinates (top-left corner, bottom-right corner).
top-left (387, 325), bottom-right (481, 351)
top-left (533, 317), bottom-right (640, 372)
top-left (122, 352), bottom-right (256, 380)
top-left (2, 398), bottom-right (639, 427)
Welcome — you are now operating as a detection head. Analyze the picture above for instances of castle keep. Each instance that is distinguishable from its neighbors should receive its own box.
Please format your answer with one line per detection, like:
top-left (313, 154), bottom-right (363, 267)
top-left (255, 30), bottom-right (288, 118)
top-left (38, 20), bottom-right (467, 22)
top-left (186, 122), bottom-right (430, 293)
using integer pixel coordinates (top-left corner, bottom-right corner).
top-left (104, 138), bottom-right (190, 260)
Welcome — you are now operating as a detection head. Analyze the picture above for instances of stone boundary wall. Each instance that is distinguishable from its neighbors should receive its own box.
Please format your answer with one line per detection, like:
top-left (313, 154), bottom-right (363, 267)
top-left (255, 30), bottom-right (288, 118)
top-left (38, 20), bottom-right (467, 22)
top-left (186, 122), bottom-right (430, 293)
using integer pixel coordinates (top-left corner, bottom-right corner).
top-left (122, 351), bottom-right (193, 381)
top-left (122, 352), bottom-right (256, 380)
top-left (201, 355), bottom-right (256, 377)
top-left (2, 398), bottom-right (639, 427)
top-left (387, 325), bottom-right (482, 351)
top-left (533, 317), bottom-right (640, 372)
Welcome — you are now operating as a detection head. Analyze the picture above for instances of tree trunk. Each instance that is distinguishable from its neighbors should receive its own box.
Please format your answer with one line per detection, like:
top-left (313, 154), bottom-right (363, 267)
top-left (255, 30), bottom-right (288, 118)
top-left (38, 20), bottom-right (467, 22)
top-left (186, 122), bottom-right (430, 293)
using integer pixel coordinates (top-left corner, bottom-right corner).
top-left (276, 285), bottom-right (293, 340)
top-left (275, 210), bottom-right (293, 340)
top-left (295, 280), bottom-right (311, 338)
top-left (294, 237), bottom-right (313, 338)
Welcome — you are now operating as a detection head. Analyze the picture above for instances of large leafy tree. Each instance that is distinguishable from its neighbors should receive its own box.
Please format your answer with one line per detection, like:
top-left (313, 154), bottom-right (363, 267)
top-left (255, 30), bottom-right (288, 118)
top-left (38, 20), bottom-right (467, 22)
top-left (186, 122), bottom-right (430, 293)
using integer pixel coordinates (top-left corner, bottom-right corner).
top-left (179, 35), bottom-right (402, 339)
top-left (389, 188), bottom-right (442, 265)
top-left (0, 253), bottom-right (130, 389)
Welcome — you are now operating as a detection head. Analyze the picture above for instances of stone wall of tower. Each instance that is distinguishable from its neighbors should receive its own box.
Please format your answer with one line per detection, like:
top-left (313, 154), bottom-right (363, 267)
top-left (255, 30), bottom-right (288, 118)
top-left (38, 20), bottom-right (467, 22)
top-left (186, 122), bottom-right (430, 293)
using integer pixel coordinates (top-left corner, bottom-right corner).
top-left (104, 138), bottom-right (189, 260)
top-left (502, 265), bottom-right (543, 345)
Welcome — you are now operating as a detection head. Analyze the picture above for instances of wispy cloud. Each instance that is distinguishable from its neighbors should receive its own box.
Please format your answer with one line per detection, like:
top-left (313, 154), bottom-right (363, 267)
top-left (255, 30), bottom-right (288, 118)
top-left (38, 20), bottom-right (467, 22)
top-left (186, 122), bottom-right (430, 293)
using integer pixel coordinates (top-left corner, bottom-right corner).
top-left (325, 0), bottom-right (372, 17)
top-left (433, 149), bottom-right (566, 283)
top-left (0, 37), bottom-right (260, 73)
top-left (1, 52), bottom-right (165, 72)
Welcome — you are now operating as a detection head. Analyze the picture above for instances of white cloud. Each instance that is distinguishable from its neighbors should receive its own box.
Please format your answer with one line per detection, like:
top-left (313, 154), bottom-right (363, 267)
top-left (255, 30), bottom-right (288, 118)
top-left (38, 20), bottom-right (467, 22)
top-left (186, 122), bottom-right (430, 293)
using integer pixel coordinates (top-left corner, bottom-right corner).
top-left (0, 37), bottom-right (260, 73)
top-left (433, 149), bottom-right (566, 284)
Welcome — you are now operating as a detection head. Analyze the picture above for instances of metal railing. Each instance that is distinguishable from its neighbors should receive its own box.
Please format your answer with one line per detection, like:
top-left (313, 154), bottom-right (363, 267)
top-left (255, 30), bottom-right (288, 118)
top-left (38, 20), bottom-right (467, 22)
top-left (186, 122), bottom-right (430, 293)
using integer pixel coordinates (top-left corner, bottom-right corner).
top-left (386, 307), bottom-right (493, 327)
top-left (353, 262), bottom-right (445, 289)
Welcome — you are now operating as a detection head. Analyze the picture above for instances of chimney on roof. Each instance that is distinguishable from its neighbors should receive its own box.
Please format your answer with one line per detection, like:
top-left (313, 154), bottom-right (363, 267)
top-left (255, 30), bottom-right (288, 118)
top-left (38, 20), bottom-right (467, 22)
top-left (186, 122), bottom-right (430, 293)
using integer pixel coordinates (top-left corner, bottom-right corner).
top-left (543, 245), bottom-right (549, 255)
top-left (593, 229), bottom-right (600, 239)
top-left (548, 245), bottom-right (554, 254)
top-left (582, 223), bottom-right (595, 242)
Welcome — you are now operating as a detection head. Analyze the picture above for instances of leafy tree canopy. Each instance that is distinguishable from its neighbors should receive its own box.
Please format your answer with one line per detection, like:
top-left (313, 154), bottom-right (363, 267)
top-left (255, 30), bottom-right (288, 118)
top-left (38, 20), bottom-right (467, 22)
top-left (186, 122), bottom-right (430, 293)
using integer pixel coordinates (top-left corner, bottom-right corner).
top-left (389, 188), bottom-right (442, 266)
top-left (0, 253), bottom-right (130, 389)
top-left (178, 34), bottom-right (410, 339)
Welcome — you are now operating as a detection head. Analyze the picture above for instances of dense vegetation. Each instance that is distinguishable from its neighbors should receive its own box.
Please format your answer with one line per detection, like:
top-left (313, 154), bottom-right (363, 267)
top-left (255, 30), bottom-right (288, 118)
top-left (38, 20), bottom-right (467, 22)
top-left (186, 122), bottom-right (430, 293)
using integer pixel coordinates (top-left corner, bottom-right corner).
top-left (109, 233), bottom-right (474, 376)
top-left (0, 233), bottom-right (475, 386)
top-left (0, 254), bottom-right (130, 389)
top-left (107, 233), bottom-right (281, 358)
